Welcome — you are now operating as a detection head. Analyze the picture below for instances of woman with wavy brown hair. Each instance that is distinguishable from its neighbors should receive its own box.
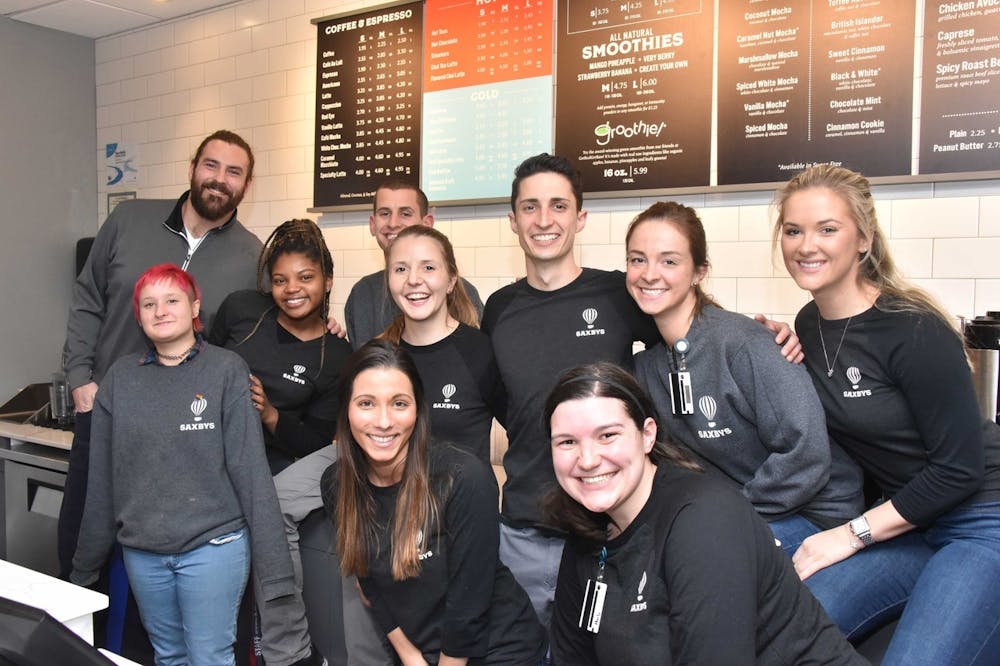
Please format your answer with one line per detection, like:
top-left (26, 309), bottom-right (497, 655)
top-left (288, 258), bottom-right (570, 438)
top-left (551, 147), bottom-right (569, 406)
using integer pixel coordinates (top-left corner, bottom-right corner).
top-left (626, 201), bottom-right (863, 557)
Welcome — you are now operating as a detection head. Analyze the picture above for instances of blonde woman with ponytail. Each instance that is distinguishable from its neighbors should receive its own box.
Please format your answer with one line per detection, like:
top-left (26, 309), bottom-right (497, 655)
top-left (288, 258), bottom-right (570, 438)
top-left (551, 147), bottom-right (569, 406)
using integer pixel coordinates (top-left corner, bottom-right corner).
top-left (777, 164), bottom-right (1000, 664)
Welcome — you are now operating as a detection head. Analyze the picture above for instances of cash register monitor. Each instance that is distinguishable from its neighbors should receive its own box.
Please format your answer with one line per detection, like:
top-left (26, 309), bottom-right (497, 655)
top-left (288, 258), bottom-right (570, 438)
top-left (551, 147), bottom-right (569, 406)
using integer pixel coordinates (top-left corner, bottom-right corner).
top-left (0, 595), bottom-right (114, 665)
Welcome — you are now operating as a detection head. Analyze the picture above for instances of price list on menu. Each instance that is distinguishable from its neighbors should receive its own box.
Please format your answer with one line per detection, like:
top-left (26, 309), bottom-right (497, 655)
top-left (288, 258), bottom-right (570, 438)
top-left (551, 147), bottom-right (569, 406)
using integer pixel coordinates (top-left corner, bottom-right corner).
top-left (919, 1), bottom-right (1000, 174)
top-left (313, 3), bottom-right (423, 208)
top-left (555, 0), bottom-right (713, 191)
top-left (717, 0), bottom-right (914, 185)
top-left (421, 0), bottom-right (553, 201)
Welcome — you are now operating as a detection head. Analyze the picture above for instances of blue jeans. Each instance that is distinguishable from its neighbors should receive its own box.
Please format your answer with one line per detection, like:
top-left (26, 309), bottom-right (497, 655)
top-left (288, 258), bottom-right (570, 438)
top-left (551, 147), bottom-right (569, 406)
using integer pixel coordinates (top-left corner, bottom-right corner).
top-left (768, 514), bottom-right (822, 557)
top-left (805, 501), bottom-right (1000, 666)
top-left (123, 528), bottom-right (250, 666)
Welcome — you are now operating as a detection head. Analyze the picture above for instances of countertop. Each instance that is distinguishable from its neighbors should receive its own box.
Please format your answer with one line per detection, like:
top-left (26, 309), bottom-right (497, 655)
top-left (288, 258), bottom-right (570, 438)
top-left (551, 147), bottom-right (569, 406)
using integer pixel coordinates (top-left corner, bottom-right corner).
top-left (0, 419), bottom-right (71, 472)
top-left (0, 419), bottom-right (72, 450)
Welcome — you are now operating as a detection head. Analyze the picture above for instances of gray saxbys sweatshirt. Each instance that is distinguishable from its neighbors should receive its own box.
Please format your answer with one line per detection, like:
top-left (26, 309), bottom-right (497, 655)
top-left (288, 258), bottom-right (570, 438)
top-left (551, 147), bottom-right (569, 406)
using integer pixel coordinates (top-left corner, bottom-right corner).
top-left (634, 305), bottom-right (864, 528)
top-left (71, 343), bottom-right (294, 601)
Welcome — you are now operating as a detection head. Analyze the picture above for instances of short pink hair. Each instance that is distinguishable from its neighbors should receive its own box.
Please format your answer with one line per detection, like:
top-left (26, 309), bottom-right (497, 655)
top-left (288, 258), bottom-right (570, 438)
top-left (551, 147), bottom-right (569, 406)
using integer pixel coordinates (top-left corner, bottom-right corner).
top-left (132, 263), bottom-right (204, 332)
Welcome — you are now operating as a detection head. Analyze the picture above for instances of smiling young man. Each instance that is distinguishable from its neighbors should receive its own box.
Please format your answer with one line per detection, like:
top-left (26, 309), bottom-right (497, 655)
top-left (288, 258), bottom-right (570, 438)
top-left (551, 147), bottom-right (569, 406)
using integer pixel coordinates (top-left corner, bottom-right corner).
top-left (59, 130), bottom-right (262, 595)
top-left (343, 179), bottom-right (483, 348)
top-left (481, 153), bottom-right (660, 636)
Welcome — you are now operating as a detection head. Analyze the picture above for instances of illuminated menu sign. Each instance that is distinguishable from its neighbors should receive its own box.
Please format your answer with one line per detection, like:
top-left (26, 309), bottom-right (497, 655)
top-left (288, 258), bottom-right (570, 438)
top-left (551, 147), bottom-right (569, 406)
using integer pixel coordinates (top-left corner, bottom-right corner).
top-left (422, 0), bottom-right (553, 201)
top-left (717, 0), bottom-right (914, 185)
top-left (314, 3), bottom-right (423, 208)
top-left (555, 0), bottom-right (714, 191)
top-left (919, 0), bottom-right (1000, 174)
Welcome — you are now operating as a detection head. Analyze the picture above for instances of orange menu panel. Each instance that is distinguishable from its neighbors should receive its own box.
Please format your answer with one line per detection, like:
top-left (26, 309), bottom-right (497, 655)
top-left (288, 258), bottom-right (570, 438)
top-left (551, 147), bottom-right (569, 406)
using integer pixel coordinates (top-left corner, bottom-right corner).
top-left (424, 0), bottom-right (553, 92)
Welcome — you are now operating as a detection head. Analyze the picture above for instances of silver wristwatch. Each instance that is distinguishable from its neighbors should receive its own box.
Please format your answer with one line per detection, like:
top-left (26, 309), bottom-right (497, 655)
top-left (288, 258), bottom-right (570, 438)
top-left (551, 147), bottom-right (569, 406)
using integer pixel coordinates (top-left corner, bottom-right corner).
top-left (849, 515), bottom-right (874, 547)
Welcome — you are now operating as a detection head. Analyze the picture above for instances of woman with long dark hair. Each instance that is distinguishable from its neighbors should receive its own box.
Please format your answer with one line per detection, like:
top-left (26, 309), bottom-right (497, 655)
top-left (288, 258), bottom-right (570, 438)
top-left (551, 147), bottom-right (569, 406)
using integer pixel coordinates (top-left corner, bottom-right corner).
top-left (71, 264), bottom-right (293, 666)
top-left (776, 164), bottom-right (1000, 664)
top-left (545, 362), bottom-right (863, 665)
top-left (320, 340), bottom-right (545, 665)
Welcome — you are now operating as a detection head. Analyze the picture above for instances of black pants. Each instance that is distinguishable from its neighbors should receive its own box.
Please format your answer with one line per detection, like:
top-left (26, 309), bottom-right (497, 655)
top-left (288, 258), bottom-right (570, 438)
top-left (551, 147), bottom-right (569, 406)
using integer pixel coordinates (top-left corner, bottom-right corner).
top-left (57, 410), bottom-right (91, 579)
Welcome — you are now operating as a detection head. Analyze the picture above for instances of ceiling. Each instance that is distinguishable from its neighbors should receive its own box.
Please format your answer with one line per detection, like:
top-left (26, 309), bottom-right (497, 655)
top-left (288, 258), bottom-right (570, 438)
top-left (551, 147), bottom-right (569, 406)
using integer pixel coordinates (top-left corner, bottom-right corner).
top-left (1, 0), bottom-right (241, 39)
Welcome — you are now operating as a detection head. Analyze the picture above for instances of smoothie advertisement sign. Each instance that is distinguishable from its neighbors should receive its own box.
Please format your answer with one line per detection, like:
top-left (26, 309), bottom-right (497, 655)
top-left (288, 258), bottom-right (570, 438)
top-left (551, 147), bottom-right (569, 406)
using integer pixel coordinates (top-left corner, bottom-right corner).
top-left (554, 1), bottom-right (714, 191)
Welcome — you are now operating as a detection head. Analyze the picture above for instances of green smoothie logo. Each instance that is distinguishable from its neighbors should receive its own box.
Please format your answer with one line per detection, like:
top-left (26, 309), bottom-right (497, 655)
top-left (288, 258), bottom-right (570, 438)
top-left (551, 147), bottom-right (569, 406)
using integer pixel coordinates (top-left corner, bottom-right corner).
top-left (595, 120), bottom-right (667, 146)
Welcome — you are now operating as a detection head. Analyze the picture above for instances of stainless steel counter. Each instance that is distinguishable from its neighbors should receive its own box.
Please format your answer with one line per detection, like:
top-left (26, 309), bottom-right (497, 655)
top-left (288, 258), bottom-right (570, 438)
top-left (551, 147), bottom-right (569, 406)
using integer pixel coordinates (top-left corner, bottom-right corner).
top-left (0, 420), bottom-right (72, 577)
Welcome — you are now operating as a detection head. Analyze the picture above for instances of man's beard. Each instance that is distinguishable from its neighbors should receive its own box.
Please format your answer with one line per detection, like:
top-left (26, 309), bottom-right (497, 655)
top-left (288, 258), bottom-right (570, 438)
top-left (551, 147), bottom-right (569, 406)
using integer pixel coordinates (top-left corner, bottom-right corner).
top-left (189, 178), bottom-right (244, 222)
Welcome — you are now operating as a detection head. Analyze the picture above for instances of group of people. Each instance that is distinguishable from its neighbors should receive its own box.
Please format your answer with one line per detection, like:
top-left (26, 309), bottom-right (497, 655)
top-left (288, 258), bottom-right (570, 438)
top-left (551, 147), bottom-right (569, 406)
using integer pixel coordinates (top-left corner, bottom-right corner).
top-left (58, 129), bottom-right (1000, 666)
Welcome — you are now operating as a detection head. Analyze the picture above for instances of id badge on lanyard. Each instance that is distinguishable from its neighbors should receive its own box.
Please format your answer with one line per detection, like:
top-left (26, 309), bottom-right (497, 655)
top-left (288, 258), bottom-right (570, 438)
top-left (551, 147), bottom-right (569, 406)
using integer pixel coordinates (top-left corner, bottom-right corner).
top-left (580, 547), bottom-right (608, 634)
top-left (668, 338), bottom-right (694, 415)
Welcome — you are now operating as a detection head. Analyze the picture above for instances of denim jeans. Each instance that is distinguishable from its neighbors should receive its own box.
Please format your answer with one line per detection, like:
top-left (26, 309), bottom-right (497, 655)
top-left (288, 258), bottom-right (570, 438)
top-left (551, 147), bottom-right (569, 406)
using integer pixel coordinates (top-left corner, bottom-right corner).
top-left (123, 528), bottom-right (250, 666)
top-left (768, 514), bottom-right (822, 557)
top-left (805, 501), bottom-right (1000, 666)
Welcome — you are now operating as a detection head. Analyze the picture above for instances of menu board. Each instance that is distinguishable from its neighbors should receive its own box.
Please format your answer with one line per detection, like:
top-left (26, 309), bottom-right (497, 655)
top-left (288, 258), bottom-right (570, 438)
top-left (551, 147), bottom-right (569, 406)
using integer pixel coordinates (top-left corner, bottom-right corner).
top-left (919, 1), bottom-right (1000, 174)
top-left (313, 3), bottom-right (423, 208)
top-left (717, 1), bottom-right (914, 185)
top-left (554, 1), bottom-right (713, 191)
top-left (421, 0), bottom-right (553, 201)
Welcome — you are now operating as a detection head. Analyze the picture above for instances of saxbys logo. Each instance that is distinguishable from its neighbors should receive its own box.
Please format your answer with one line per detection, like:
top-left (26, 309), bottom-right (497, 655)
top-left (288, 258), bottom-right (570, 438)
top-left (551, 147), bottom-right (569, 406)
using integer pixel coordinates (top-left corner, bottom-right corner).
top-left (282, 363), bottom-right (307, 385)
top-left (416, 529), bottom-right (434, 561)
top-left (696, 395), bottom-right (732, 439)
top-left (576, 308), bottom-right (606, 337)
top-left (433, 384), bottom-right (461, 411)
top-left (630, 571), bottom-right (648, 613)
top-left (180, 393), bottom-right (216, 431)
top-left (842, 366), bottom-right (871, 398)
top-left (595, 120), bottom-right (667, 146)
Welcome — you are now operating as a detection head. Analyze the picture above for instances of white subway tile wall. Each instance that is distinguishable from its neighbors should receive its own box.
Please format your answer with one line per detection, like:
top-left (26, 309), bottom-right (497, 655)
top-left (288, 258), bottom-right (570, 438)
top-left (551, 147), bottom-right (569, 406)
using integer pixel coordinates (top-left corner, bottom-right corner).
top-left (94, 0), bottom-right (1000, 328)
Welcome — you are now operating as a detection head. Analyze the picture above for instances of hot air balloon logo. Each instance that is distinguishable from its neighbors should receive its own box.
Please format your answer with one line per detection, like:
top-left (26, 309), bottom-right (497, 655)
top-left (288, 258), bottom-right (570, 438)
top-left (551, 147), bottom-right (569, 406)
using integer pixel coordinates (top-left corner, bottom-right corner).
top-left (442, 384), bottom-right (456, 403)
top-left (293, 364), bottom-right (306, 376)
top-left (582, 308), bottom-right (598, 329)
top-left (698, 395), bottom-right (717, 427)
top-left (637, 571), bottom-right (647, 602)
top-left (846, 366), bottom-right (862, 389)
top-left (191, 394), bottom-right (207, 422)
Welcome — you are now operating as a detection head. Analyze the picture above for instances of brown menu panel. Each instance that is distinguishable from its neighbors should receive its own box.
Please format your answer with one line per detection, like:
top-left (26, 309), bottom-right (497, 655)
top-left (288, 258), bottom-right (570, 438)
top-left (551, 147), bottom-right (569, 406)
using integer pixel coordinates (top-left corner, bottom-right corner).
top-left (555, 0), bottom-right (714, 192)
top-left (919, 1), bottom-right (1000, 174)
top-left (718, 1), bottom-right (914, 185)
top-left (314, 3), bottom-right (423, 208)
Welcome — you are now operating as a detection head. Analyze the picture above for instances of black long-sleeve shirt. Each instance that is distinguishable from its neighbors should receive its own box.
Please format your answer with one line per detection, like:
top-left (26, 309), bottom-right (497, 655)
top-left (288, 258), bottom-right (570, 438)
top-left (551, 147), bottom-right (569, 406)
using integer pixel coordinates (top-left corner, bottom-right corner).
top-left (481, 269), bottom-right (658, 528)
top-left (209, 289), bottom-right (352, 471)
top-left (401, 323), bottom-right (506, 465)
top-left (552, 464), bottom-right (864, 665)
top-left (796, 300), bottom-right (1000, 526)
top-left (321, 445), bottom-right (545, 665)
